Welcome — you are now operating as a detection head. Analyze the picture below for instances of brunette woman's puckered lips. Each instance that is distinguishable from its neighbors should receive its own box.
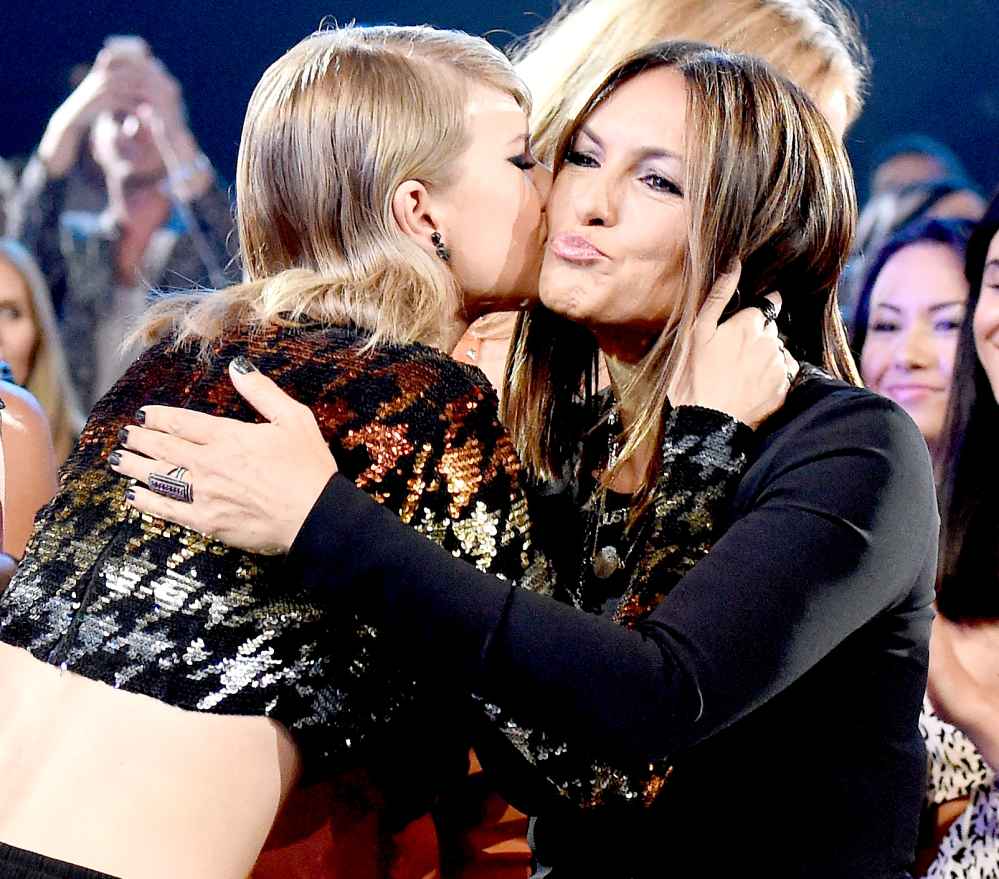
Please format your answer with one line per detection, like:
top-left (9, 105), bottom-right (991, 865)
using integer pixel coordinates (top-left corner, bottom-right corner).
top-left (549, 231), bottom-right (608, 263)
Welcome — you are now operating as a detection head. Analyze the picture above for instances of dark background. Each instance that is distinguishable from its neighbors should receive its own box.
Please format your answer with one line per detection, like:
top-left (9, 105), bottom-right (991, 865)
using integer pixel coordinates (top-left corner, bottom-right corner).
top-left (2, 1), bottom-right (996, 202)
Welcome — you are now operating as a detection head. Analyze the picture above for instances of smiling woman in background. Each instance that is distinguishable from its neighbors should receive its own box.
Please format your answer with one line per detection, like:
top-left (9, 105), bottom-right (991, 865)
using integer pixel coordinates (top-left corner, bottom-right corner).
top-left (853, 216), bottom-right (975, 476)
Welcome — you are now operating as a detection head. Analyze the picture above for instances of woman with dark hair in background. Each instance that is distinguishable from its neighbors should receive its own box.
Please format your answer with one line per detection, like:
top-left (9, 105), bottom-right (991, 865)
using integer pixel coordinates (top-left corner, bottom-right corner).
top-left (853, 216), bottom-right (975, 476)
top-left (918, 190), bottom-right (999, 878)
top-left (120, 42), bottom-right (937, 878)
top-left (842, 185), bottom-right (983, 321)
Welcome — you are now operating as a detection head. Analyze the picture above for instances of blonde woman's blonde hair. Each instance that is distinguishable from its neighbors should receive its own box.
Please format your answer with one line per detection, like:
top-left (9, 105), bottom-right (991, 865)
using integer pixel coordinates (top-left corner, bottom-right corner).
top-left (0, 239), bottom-right (85, 464)
top-left (504, 42), bottom-right (860, 511)
top-left (140, 24), bottom-right (530, 353)
top-left (514, 0), bottom-right (869, 162)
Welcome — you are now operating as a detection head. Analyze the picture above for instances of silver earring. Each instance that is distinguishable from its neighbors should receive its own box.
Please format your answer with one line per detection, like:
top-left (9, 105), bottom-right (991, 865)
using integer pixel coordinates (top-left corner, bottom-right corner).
top-left (431, 231), bottom-right (451, 262)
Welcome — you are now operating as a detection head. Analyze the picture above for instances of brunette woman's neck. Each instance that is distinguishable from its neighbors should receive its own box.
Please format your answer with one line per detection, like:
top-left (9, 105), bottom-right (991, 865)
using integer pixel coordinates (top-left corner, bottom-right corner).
top-left (602, 348), bottom-right (657, 494)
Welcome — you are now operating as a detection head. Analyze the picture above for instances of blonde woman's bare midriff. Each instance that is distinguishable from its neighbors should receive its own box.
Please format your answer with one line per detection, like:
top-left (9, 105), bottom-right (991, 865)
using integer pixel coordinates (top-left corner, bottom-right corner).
top-left (0, 642), bottom-right (301, 879)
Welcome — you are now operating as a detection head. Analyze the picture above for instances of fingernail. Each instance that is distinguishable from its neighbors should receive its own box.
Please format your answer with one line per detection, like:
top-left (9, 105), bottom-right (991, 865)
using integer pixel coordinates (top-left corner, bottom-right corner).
top-left (125, 488), bottom-right (135, 502)
top-left (231, 356), bottom-right (257, 375)
top-left (119, 427), bottom-right (129, 445)
top-left (134, 409), bottom-right (146, 424)
top-left (109, 451), bottom-right (122, 466)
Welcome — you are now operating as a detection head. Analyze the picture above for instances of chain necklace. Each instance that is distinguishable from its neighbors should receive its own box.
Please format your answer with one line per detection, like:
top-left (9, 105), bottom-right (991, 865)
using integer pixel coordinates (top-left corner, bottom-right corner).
top-left (578, 409), bottom-right (650, 595)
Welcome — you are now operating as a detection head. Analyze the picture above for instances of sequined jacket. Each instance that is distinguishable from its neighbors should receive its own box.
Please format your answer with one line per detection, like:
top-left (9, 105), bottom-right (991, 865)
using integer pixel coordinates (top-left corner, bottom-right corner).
top-left (0, 323), bottom-right (549, 785)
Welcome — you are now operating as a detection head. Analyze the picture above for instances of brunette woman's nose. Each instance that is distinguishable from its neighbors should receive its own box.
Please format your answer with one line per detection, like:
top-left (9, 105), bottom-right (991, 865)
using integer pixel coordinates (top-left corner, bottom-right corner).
top-left (574, 172), bottom-right (616, 227)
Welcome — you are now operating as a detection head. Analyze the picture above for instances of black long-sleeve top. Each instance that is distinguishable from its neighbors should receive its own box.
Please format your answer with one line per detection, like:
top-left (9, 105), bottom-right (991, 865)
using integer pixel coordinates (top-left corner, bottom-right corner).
top-left (287, 373), bottom-right (938, 878)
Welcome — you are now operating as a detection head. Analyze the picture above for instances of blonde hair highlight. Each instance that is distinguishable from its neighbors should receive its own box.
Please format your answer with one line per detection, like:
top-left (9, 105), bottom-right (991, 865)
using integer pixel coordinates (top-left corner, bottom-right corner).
top-left (140, 25), bottom-right (530, 353)
top-left (504, 43), bottom-right (860, 510)
top-left (513, 0), bottom-right (869, 163)
top-left (0, 239), bottom-right (85, 463)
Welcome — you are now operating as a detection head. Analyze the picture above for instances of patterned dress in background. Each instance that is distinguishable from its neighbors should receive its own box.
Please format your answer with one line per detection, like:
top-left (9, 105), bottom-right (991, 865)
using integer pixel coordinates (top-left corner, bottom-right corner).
top-left (921, 701), bottom-right (999, 879)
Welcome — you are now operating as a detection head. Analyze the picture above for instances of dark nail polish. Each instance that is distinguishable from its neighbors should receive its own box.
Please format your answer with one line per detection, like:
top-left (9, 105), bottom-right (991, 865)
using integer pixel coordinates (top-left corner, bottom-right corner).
top-left (119, 427), bottom-right (129, 445)
top-left (125, 488), bottom-right (136, 502)
top-left (109, 451), bottom-right (122, 466)
top-left (134, 409), bottom-right (146, 424)
top-left (231, 356), bottom-right (257, 375)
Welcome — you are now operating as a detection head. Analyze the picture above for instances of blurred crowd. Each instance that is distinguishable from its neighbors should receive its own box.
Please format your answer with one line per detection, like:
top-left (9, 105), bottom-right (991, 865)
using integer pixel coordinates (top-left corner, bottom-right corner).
top-left (0, 11), bottom-right (998, 879)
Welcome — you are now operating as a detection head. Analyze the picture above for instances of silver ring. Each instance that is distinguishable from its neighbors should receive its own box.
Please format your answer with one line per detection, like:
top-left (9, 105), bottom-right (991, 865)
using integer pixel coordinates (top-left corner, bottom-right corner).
top-left (149, 468), bottom-right (194, 503)
top-left (754, 299), bottom-right (779, 326)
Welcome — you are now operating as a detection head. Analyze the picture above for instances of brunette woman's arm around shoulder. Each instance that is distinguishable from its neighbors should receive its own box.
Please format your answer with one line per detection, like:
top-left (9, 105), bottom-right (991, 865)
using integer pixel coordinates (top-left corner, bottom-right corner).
top-left (280, 386), bottom-right (937, 760)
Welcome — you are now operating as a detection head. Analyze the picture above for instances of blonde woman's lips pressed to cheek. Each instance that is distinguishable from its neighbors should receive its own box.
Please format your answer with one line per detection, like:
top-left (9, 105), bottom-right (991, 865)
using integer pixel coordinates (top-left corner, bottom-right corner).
top-left (549, 232), bottom-right (607, 263)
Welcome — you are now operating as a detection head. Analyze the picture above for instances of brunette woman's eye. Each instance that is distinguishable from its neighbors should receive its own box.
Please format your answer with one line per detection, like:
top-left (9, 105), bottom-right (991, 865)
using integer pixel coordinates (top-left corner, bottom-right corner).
top-left (642, 173), bottom-right (683, 196)
top-left (564, 149), bottom-right (598, 168)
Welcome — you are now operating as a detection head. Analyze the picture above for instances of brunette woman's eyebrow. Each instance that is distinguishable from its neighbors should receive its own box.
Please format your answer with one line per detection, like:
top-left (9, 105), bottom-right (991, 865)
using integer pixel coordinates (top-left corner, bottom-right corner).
top-left (635, 147), bottom-right (683, 163)
top-left (578, 125), bottom-right (603, 147)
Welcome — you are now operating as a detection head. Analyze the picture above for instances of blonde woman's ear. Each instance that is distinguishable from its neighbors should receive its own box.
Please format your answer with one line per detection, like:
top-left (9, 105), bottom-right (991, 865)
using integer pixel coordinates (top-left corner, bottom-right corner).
top-left (390, 179), bottom-right (441, 259)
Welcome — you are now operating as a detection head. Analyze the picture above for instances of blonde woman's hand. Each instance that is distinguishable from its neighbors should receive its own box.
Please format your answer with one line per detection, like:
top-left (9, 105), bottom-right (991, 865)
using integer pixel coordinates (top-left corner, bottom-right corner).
top-left (110, 359), bottom-right (337, 555)
top-left (669, 263), bottom-right (798, 429)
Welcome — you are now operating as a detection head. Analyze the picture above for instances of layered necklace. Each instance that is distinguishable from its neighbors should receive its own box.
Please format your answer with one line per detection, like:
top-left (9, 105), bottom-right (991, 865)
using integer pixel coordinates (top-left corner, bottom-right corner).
top-left (576, 409), bottom-right (652, 610)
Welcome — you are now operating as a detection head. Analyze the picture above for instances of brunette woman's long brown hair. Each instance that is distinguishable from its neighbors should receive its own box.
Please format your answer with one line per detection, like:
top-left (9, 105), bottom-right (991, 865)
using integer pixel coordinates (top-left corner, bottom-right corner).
top-left (504, 42), bottom-right (860, 508)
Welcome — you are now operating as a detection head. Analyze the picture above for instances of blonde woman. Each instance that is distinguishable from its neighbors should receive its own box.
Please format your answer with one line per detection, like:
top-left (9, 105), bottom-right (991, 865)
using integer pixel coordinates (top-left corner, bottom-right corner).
top-left (0, 25), bottom-right (556, 879)
top-left (116, 41), bottom-right (938, 878)
top-left (0, 239), bottom-right (84, 463)
top-left (455, 0), bottom-right (869, 393)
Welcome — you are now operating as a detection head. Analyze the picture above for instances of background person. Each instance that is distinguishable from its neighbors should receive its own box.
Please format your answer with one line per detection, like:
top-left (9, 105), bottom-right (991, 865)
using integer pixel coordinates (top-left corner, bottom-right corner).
top-left (13, 35), bottom-right (235, 409)
top-left (0, 239), bottom-right (84, 463)
top-left (914, 190), bottom-right (999, 876)
top-left (0, 377), bottom-right (58, 565)
top-left (852, 217), bottom-right (975, 476)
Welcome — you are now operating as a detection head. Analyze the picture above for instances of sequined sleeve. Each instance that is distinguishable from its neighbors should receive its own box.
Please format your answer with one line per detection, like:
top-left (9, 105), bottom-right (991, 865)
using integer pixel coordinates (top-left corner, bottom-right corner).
top-left (477, 405), bottom-right (753, 810)
top-left (614, 405), bottom-right (755, 619)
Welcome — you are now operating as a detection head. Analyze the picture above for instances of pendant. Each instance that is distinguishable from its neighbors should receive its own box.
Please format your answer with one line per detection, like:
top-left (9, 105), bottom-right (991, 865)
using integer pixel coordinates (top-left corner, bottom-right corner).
top-left (592, 545), bottom-right (622, 579)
